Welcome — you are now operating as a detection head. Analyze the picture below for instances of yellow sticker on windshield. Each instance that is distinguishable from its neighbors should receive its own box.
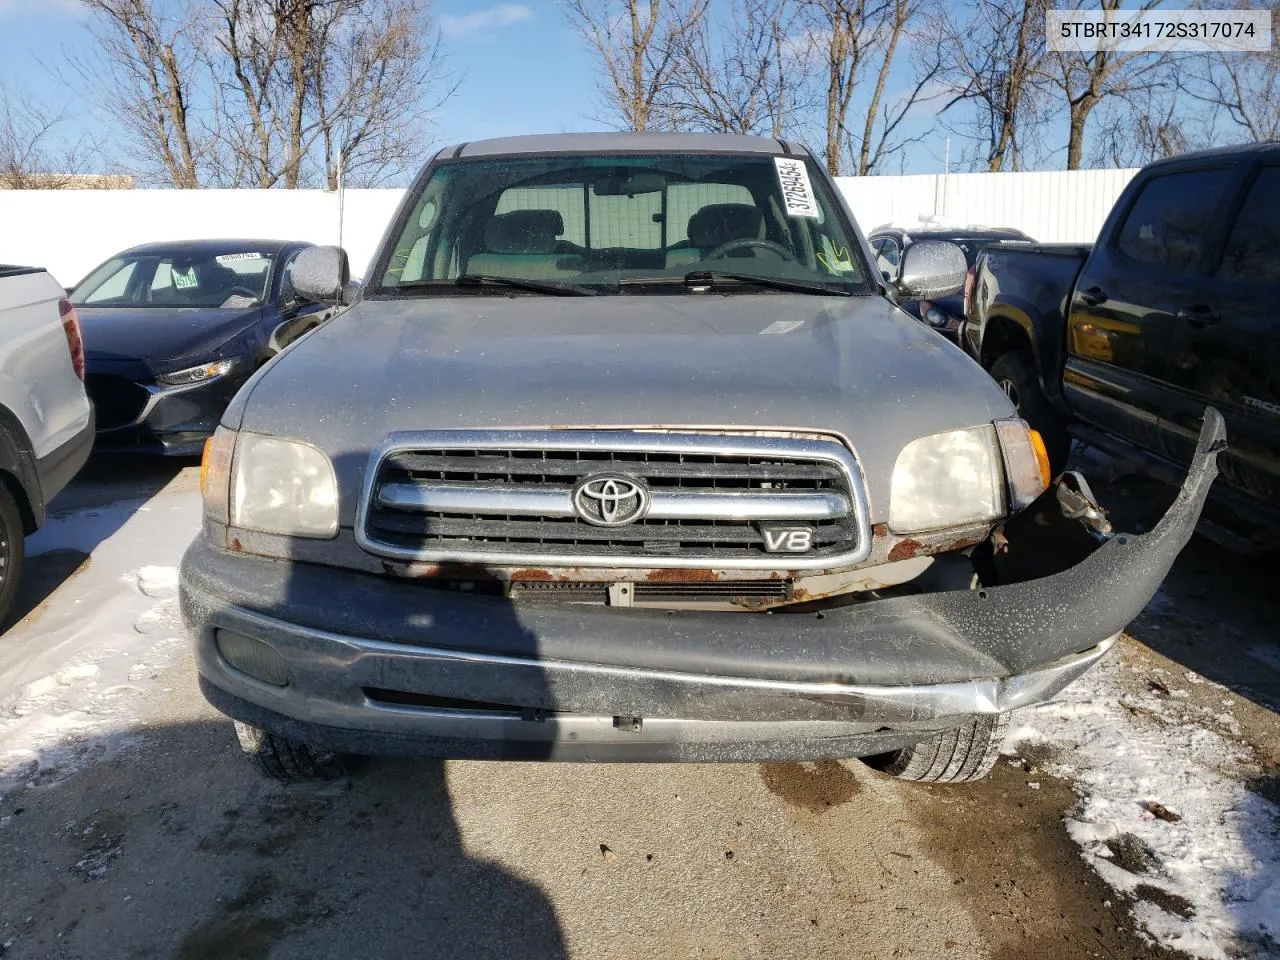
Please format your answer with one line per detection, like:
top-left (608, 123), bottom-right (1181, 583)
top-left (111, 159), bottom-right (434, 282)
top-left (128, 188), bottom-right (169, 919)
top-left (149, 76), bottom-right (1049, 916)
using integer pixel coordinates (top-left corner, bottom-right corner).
top-left (173, 267), bottom-right (198, 289)
top-left (817, 237), bottom-right (855, 274)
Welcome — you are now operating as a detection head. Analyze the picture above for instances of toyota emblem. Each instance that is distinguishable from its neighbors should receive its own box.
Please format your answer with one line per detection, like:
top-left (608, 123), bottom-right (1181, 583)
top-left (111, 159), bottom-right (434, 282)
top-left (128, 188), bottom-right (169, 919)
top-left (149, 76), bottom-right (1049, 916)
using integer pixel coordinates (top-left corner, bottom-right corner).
top-left (572, 474), bottom-right (650, 527)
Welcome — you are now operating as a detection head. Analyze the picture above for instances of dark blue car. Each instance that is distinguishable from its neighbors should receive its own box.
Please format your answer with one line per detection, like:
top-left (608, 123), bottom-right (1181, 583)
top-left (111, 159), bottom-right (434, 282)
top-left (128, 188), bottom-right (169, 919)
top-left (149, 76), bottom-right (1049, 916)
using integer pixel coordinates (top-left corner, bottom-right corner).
top-left (71, 239), bottom-right (332, 456)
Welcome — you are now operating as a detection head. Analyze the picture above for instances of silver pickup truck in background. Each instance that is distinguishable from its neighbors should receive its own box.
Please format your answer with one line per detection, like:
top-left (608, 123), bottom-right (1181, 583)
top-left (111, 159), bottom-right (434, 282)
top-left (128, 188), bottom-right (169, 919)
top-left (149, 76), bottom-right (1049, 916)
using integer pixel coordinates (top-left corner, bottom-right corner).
top-left (179, 133), bottom-right (1223, 786)
top-left (0, 265), bottom-right (95, 627)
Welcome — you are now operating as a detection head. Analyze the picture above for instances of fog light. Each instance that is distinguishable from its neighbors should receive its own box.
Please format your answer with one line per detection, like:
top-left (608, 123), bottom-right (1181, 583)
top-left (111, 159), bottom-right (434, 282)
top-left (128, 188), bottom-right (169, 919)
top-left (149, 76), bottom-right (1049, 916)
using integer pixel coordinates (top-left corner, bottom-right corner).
top-left (216, 630), bottom-right (289, 686)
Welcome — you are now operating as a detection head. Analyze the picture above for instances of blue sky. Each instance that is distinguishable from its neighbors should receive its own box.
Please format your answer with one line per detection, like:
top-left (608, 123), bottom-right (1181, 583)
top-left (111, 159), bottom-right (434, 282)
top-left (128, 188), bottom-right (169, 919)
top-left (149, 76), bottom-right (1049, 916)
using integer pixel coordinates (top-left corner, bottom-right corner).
top-left (0, 1), bottom-right (601, 144)
top-left (0, 0), bottom-right (956, 177)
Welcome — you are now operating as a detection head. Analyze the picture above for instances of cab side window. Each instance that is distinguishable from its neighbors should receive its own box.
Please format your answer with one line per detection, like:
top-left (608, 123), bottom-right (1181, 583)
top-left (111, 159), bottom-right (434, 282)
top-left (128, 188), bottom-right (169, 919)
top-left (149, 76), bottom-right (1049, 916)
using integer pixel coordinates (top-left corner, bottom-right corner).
top-left (871, 238), bottom-right (899, 278)
top-left (1116, 169), bottom-right (1232, 270)
top-left (1218, 167), bottom-right (1280, 285)
top-left (279, 250), bottom-right (303, 304)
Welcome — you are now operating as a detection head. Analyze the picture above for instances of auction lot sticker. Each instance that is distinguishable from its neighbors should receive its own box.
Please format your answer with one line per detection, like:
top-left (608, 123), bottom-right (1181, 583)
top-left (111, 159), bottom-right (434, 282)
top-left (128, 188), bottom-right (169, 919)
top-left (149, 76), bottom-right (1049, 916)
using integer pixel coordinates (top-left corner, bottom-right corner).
top-left (775, 157), bottom-right (819, 219)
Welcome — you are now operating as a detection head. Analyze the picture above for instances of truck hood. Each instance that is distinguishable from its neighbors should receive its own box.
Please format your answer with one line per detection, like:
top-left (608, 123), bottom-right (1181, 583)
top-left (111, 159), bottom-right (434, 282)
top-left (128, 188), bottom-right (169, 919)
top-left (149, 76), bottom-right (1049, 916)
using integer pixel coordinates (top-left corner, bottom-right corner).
top-left (234, 293), bottom-right (1014, 524)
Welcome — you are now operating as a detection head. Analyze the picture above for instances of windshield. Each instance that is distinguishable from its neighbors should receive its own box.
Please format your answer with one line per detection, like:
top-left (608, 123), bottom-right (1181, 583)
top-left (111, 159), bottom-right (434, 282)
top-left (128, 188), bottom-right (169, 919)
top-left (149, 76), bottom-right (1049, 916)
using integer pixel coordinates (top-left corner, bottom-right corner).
top-left (377, 153), bottom-right (869, 295)
top-left (73, 249), bottom-right (276, 308)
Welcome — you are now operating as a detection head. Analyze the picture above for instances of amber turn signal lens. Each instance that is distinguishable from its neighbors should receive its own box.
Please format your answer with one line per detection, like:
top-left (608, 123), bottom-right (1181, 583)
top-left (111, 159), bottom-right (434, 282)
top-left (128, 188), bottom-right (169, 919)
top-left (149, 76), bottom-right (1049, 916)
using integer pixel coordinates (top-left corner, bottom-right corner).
top-left (994, 419), bottom-right (1052, 513)
top-left (201, 427), bottom-right (237, 524)
top-left (1028, 429), bottom-right (1052, 491)
top-left (200, 437), bottom-right (213, 495)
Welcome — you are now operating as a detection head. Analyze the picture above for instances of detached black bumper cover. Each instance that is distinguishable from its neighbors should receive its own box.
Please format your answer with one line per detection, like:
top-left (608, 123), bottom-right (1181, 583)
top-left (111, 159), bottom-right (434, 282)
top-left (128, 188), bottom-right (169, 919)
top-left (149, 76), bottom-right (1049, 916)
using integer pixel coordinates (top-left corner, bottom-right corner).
top-left (179, 411), bottom-right (1225, 762)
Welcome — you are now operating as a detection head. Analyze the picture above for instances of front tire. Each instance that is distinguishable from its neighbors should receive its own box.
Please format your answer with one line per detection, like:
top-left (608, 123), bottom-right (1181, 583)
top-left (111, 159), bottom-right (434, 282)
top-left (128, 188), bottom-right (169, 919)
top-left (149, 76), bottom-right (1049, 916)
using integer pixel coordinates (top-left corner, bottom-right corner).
top-left (233, 721), bottom-right (354, 783)
top-left (0, 483), bottom-right (25, 630)
top-left (863, 713), bottom-right (1010, 783)
top-left (989, 351), bottom-right (1070, 474)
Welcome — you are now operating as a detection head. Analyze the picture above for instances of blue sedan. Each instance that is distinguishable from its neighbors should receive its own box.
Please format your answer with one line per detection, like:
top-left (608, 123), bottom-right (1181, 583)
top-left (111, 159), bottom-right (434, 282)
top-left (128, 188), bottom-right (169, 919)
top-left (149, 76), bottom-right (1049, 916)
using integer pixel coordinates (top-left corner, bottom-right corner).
top-left (71, 239), bottom-right (334, 456)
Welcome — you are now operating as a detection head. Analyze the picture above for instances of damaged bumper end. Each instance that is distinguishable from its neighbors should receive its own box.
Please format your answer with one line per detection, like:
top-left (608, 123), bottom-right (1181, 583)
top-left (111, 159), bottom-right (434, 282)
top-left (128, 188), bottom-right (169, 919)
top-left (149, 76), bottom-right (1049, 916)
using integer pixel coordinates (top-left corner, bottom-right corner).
top-left (179, 410), bottom-right (1226, 763)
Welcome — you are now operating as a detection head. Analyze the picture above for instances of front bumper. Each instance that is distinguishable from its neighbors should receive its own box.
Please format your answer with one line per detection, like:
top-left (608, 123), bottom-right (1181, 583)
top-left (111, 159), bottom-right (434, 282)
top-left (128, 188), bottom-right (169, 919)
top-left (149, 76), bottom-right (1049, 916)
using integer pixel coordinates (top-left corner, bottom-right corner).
top-left (180, 410), bottom-right (1225, 762)
top-left (92, 374), bottom-right (245, 456)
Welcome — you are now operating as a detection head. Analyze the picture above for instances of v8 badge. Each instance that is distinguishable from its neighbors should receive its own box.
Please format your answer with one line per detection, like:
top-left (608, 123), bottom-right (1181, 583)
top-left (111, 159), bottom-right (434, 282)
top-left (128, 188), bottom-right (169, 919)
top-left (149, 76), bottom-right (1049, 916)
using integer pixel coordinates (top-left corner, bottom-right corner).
top-left (757, 522), bottom-right (814, 553)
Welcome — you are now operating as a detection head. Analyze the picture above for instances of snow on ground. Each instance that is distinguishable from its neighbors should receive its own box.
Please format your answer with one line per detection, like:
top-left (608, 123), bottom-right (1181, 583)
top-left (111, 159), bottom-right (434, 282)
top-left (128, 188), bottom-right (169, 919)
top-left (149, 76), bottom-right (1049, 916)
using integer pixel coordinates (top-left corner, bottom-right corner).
top-left (0, 493), bottom-right (201, 797)
top-left (1006, 646), bottom-right (1280, 959)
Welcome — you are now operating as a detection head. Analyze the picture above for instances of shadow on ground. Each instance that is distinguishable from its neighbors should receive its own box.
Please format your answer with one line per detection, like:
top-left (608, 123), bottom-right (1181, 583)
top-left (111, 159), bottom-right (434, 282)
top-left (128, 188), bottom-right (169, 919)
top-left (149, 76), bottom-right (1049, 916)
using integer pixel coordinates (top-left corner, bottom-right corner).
top-left (0, 721), bottom-right (567, 960)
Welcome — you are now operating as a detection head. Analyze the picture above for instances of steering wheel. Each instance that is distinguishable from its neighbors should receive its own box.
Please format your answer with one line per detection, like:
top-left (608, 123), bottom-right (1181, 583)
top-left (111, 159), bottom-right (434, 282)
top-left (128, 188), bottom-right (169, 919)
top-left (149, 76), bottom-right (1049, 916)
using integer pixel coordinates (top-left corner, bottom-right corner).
top-left (705, 238), bottom-right (796, 262)
top-left (226, 286), bottom-right (260, 301)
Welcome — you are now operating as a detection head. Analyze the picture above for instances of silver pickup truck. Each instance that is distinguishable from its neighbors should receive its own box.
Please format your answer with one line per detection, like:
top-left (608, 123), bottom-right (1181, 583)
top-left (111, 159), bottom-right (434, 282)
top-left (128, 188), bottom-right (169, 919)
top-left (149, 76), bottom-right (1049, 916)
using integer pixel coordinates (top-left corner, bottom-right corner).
top-left (179, 133), bottom-right (1223, 784)
top-left (0, 266), bottom-right (95, 627)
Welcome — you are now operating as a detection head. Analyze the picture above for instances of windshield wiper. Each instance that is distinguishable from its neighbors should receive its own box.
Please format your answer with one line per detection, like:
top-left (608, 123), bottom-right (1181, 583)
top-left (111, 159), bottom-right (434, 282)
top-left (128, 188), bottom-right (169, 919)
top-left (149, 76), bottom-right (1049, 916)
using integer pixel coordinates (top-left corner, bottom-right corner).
top-left (388, 275), bottom-right (597, 297)
top-left (619, 271), bottom-right (854, 297)
top-left (453, 274), bottom-right (598, 296)
top-left (682, 270), bottom-right (854, 297)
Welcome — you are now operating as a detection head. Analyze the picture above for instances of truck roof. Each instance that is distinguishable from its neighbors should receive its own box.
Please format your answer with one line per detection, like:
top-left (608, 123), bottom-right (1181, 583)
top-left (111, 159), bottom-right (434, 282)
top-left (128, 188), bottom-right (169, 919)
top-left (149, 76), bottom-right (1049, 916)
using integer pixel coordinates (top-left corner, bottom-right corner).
top-left (1144, 139), bottom-right (1279, 170)
top-left (118, 239), bottom-right (307, 258)
top-left (439, 131), bottom-right (810, 159)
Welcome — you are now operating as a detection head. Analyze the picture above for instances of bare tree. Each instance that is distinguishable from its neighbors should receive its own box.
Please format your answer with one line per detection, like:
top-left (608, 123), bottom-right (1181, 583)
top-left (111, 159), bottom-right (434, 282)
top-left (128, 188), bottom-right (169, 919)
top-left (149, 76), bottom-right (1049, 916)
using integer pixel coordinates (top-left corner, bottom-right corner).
top-left (796, 0), bottom-right (936, 176)
top-left (78, 0), bottom-right (209, 187)
top-left (1045, 0), bottom-right (1168, 169)
top-left (76, 0), bottom-right (453, 187)
top-left (663, 0), bottom-right (809, 138)
top-left (1182, 3), bottom-right (1280, 143)
top-left (802, 0), bottom-right (879, 174)
top-left (845, 0), bottom-right (939, 175)
top-left (210, 0), bottom-right (452, 189)
top-left (563, 0), bottom-right (709, 131)
top-left (1092, 98), bottom-right (1197, 166)
top-left (314, 4), bottom-right (454, 188)
top-left (0, 89), bottom-right (95, 188)
top-left (932, 0), bottom-right (1050, 171)
top-left (1084, 52), bottom-right (1216, 167)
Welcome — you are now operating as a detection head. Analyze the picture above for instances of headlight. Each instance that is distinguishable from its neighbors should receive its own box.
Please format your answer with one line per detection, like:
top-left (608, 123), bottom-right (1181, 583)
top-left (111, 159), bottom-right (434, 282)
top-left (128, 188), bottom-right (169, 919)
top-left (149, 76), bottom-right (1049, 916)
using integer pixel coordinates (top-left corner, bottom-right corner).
top-left (157, 358), bottom-right (235, 386)
top-left (229, 432), bottom-right (339, 538)
top-left (890, 426), bottom-right (1004, 532)
top-left (923, 306), bottom-right (950, 329)
top-left (889, 420), bottom-right (1053, 533)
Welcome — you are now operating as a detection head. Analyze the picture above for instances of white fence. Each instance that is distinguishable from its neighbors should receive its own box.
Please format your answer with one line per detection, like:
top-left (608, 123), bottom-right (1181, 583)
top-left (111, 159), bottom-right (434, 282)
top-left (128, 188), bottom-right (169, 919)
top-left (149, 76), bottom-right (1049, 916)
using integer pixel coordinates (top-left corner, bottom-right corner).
top-left (838, 168), bottom-right (1139, 244)
top-left (0, 168), bottom-right (1139, 287)
top-left (0, 188), bottom-right (404, 287)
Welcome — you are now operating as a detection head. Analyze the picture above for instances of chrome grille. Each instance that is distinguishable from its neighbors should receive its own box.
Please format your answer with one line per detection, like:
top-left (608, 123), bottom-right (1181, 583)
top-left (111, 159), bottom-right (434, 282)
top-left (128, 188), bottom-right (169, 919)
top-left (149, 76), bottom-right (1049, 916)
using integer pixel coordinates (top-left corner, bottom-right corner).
top-left (357, 430), bottom-right (872, 568)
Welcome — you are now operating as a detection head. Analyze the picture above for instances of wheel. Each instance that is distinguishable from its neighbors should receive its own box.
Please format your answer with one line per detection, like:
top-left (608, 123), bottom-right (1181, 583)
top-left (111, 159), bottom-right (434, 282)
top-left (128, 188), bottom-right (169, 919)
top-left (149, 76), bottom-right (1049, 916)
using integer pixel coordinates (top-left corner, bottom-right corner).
top-left (233, 721), bottom-right (354, 783)
top-left (862, 713), bottom-right (1010, 783)
top-left (0, 483), bottom-right (25, 631)
top-left (989, 351), bottom-right (1071, 474)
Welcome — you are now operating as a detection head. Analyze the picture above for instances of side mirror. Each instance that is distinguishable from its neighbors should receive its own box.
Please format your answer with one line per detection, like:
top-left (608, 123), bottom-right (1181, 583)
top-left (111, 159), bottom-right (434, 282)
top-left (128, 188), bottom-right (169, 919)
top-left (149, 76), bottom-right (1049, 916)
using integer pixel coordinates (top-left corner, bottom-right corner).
top-left (291, 245), bottom-right (351, 304)
top-left (895, 240), bottom-right (967, 300)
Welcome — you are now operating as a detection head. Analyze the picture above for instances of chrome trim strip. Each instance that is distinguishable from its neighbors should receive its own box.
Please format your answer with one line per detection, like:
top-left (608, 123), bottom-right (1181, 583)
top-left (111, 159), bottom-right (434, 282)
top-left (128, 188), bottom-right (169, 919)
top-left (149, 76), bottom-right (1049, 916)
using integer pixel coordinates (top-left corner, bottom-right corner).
top-left (377, 483), bottom-right (849, 521)
top-left (355, 429), bottom-right (874, 569)
top-left (380, 484), bottom-right (570, 516)
top-left (96, 369), bottom-right (233, 434)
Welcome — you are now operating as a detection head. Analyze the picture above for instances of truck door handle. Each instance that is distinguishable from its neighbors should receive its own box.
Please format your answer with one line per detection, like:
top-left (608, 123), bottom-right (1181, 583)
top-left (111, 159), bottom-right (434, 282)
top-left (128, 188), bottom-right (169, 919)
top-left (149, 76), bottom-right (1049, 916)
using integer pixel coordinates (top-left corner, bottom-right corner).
top-left (1177, 305), bottom-right (1221, 327)
top-left (1080, 286), bottom-right (1107, 306)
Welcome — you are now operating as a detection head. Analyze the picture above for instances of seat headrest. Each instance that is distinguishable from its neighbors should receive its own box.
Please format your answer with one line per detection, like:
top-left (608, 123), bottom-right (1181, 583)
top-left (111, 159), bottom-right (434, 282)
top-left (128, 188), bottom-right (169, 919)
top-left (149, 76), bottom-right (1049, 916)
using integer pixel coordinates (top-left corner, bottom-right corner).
top-left (484, 210), bottom-right (565, 255)
top-left (687, 204), bottom-right (764, 250)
